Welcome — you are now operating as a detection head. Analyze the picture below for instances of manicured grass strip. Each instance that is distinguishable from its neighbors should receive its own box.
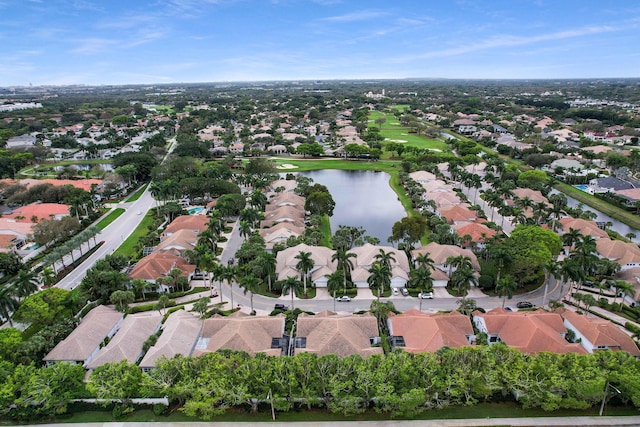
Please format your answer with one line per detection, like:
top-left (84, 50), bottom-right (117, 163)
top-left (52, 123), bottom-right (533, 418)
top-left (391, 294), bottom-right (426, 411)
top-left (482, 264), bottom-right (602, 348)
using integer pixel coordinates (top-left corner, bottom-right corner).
top-left (369, 109), bottom-right (449, 151)
top-left (319, 214), bottom-right (332, 248)
top-left (114, 213), bottom-right (155, 258)
top-left (126, 183), bottom-right (148, 202)
top-left (555, 182), bottom-right (640, 230)
top-left (272, 157), bottom-right (400, 173)
top-left (94, 208), bottom-right (125, 230)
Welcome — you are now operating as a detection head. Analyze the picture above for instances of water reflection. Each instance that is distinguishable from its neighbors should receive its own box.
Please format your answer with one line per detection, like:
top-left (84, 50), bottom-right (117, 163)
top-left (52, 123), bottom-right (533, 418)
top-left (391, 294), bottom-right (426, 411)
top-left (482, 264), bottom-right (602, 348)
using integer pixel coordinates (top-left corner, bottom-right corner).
top-left (299, 169), bottom-right (406, 243)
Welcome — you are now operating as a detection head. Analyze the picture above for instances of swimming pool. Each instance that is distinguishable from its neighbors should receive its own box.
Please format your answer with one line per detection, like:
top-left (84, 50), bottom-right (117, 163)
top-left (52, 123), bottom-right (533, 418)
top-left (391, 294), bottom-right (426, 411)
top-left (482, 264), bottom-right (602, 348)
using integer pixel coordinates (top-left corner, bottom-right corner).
top-left (574, 184), bottom-right (589, 192)
top-left (187, 207), bottom-right (205, 215)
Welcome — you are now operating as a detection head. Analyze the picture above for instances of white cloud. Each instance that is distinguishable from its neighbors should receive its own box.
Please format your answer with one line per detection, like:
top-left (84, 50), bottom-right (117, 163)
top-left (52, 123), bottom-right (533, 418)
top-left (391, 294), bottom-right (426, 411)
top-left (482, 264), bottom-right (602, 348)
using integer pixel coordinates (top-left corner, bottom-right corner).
top-left (69, 38), bottom-right (118, 54)
top-left (323, 9), bottom-right (387, 23)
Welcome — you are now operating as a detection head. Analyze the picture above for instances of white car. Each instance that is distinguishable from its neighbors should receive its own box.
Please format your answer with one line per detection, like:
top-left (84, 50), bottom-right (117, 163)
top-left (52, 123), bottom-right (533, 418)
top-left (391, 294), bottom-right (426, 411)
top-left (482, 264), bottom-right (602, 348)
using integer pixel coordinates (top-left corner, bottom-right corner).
top-left (336, 296), bottom-right (351, 302)
top-left (392, 288), bottom-right (400, 296)
top-left (418, 292), bottom-right (434, 299)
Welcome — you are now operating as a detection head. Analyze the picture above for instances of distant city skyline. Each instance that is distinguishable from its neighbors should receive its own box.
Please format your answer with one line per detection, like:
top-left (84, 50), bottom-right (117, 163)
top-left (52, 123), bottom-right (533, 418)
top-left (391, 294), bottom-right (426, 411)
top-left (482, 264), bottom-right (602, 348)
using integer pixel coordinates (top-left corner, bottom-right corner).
top-left (1, 0), bottom-right (639, 86)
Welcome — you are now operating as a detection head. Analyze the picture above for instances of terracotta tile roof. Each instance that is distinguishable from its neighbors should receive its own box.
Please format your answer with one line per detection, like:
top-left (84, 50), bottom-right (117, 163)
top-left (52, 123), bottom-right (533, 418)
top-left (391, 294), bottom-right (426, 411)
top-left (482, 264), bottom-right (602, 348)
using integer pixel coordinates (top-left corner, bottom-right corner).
top-left (296, 311), bottom-right (383, 357)
top-left (155, 229), bottom-right (198, 255)
top-left (560, 309), bottom-right (640, 356)
top-left (128, 252), bottom-right (196, 281)
top-left (139, 310), bottom-right (202, 369)
top-left (0, 219), bottom-right (34, 237)
top-left (389, 309), bottom-right (473, 352)
top-left (511, 188), bottom-right (550, 204)
top-left (5, 203), bottom-right (70, 222)
top-left (421, 180), bottom-right (453, 193)
top-left (439, 204), bottom-right (477, 224)
top-left (452, 222), bottom-right (496, 242)
top-left (163, 215), bottom-right (210, 235)
top-left (596, 238), bottom-right (640, 266)
top-left (473, 308), bottom-right (586, 355)
top-left (276, 243), bottom-right (336, 281)
top-left (44, 306), bottom-right (123, 363)
top-left (87, 312), bottom-right (162, 369)
top-left (426, 191), bottom-right (462, 207)
top-left (559, 217), bottom-right (608, 239)
top-left (348, 244), bottom-right (411, 283)
top-left (266, 192), bottom-right (306, 210)
top-left (1, 178), bottom-right (103, 192)
top-left (194, 312), bottom-right (285, 357)
top-left (409, 170), bottom-right (437, 182)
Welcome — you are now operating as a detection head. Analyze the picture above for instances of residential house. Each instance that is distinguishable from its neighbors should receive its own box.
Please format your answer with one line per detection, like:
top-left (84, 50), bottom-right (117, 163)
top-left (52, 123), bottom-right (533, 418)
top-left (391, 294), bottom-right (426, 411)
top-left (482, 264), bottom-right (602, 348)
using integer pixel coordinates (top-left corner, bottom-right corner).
top-left (260, 205), bottom-right (306, 229)
top-left (154, 229), bottom-right (199, 257)
top-left (259, 222), bottom-right (304, 251)
top-left (557, 217), bottom-right (608, 239)
top-left (86, 312), bottom-right (162, 370)
top-left (275, 243), bottom-right (336, 288)
top-left (5, 203), bottom-right (70, 222)
top-left (472, 308), bottom-right (586, 354)
top-left (427, 191), bottom-right (463, 209)
top-left (43, 306), bottom-right (124, 367)
top-left (266, 192), bottom-right (306, 211)
top-left (411, 242), bottom-right (480, 284)
top-left (348, 243), bottom-right (410, 289)
top-left (388, 309), bottom-right (473, 353)
top-left (452, 222), bottom-right (496, 251)
top-left (162, 215), bottom-right (210, 237)
top-left (269, 179), bottom-right (298, 193)
top-left (295, 311), bottom-right (383, 357)
top-left (139, 310), bottom-right (203, 371)
top-left (613, 188), bottom-right (640, 207)
top-left (560, 309), bottom-right (640, 357)
top-left (595, 238), bottom-right (640, 271)
top-left (588, 177), bottom-right (634, 194)
top-left (193, 311), bottom-right (286, 357)
top-left (439, 204), bottom-right (477, 225)
top-left (409, 170), bottom-right (437, 184)
top-left (127, 252), bottom-right (196, 292)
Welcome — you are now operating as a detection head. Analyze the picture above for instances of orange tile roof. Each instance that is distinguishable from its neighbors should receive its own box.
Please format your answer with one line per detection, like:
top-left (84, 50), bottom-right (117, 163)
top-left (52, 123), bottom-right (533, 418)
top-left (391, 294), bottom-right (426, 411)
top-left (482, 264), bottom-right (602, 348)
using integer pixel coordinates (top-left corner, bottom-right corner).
top-left (389, 309), bottom-right (473, 352)
top-left (128, 252), bottom-right (195, 281)
top-left (452, 222), bottom-right (496, 242)
top-left (163, 215), bottom-right (210, 235)
top-left (474, 308), bottom-right (586, 355)
top-left (560, 309), bottom-right (640, 356)
top-left (5, 203), bottom-right (70, 222)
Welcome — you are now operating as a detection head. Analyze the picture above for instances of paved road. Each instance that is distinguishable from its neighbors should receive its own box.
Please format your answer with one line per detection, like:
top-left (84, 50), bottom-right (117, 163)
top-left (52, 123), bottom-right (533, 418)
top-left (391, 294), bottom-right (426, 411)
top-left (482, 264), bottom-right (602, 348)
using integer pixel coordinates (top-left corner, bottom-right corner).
top-left (57, 189), bottom-right (156, 290)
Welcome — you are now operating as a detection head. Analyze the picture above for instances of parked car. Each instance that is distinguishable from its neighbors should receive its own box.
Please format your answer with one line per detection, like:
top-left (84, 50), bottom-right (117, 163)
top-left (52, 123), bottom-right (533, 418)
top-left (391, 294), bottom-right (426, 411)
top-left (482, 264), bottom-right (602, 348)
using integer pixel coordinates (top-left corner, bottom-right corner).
top-left (418, 292), bottom-right (434, 299)
top-left (504, 306), bottom-right (513, 312)
top-left (336, 296), bottom-right (351, 302)
top-left (274, 303), bottom-right (289, 311)
top-left (392, 288), bottom-right (400, 296)
top-left (516, 301), bottom-right (533, 309)
top-left (400, 288), bottom-right (409, 296)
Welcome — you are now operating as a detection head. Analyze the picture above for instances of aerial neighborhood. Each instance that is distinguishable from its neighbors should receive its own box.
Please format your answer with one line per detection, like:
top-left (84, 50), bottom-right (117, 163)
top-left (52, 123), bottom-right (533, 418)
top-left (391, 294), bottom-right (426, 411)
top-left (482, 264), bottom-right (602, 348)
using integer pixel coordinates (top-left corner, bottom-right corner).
top-left (2, 79), bottom-right (640, 419)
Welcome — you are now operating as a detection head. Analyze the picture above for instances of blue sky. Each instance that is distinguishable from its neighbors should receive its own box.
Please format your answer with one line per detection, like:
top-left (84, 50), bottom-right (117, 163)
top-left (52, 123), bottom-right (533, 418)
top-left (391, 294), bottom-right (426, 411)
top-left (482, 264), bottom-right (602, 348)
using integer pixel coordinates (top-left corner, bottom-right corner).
top-left (1, 0), bottom-right (639, 86)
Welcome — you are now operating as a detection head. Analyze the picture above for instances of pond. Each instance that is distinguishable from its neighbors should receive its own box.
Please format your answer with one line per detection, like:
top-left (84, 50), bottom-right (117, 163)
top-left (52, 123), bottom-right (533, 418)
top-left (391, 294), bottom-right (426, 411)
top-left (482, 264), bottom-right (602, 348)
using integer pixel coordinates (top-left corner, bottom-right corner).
top-left (52, 163), bottom-right (114, 172)
top-left (299, 169), bottom-right (406, 243)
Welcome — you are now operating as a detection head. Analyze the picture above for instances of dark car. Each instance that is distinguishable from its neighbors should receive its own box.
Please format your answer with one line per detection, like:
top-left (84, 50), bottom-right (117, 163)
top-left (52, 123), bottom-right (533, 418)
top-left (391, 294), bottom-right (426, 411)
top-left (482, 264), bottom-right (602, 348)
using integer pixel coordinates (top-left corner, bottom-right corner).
top-left (274, 303), bottom-right (289, 311)
top-left (516, 301), bottom-right (534, 309)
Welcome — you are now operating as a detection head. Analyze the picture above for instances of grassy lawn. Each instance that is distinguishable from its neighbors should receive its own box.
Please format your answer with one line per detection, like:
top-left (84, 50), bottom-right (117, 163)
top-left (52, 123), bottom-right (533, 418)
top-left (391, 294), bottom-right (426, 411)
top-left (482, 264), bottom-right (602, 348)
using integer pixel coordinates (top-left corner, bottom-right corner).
top-left (369, 110), bottom-right (449, 151)
top-left (125, 183), bottom-right (148, 202)
top-left (318, 214), bottom-right (332, 247)
top-left (94, 208), bottom-right (125, 230)
top-left (114, 212), bottom-right (155, 259)
top-left (47, 401), bottom-right (637, 424)
top-left (152, 105), bottom-right (175, 114)
top-left (555, 182), bottom-right (640, 230)
top-left (272, 157), bottom-right (401, 173)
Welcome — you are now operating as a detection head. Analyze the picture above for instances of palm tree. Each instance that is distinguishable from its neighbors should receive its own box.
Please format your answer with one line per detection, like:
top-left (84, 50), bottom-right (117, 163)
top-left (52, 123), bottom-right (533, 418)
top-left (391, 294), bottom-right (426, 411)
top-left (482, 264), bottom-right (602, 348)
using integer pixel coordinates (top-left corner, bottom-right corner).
top-left (449, 265), bottom-right (478, 297)
top-left (367, 262), bottom-right (391, 301)
top-left (446, 255), bottom-right (473, 278)
top-left (374, 249), bottom-right (396, 270)
top-left (224, 264), bottom-right (238, 309)
top-left (495, 275), bottom-right (517, 308)
top-left (414, 252), bottom-right (435, 271)
top-left (211, 262), bottom-right (226, 304)
top-left (542, 259), bottom-right (559, 307)
top-left (562, 228), bottom-right (583, 253)
top-left (294, 251), bottom-right (314, 297)
top-left (614, 281), bottom-right (636, 311)
top-left (256, 252), bottom-right (276, 292)
top-left (13, 269), bottom-right (39, 298)
top-left (239, 220), bottom-right (253, 239)
top-left (239, 274), bottom-right (262, 314)
top-left (331, 248), bottom-right (356, 293)
top-left (280, 276), bottom-right (303, 310)
top-left (326, 270), bottom-right (344, 313)
top-left (0, 284), bottom-right (18, 326)
top-left (39, 266), bottom-right (56, 289)
top-left (410, 265), bottom-right (433, 311)
top-left (570, 235), bottom-right (599, 287)
top-left (560, 258), bottom-right (585, 295)
top-left (192, 297), bottom-right (211, 319)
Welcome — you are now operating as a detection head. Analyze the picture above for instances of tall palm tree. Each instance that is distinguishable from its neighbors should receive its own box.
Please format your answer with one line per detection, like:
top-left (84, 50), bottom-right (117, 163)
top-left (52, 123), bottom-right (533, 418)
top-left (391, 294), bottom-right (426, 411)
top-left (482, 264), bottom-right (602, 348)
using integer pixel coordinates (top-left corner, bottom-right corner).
top-left (211, 262), bottom-right (226, 304)
top-left (562, 228), bottom-right (583, 252)
top-left (367, 262), bottom-right (391, 301)
top-left (449, 265), bottom-right (478, 297)
top-left (614, 281), bottom-right (636, 311)
top-left (374, 249), bottom-right (396, 270)
top-left (445, 254), bottom-right (473, 278)
top-left (295, 251), bottom-right (314, 297)
top-left (560, 258), bottom-right (585, 295)
top-left (0, 284), bottom-right (18, 326)
top-left (256, 252), bottom-right (276, 292)
top-left (326, 270), bottom-right (344, 312)
top-left (239, 274), bottom-right (262, 313)
top-left (280, 276), bottom-right (303, 310)
top-left (542, 259), bottom-right (559, 307)
top-left (331, 248), bottom-right (356, 293)
top-left (224, 264), bottom-right (238, 309)
top-left (410, 265), bottom-right (433, 312)
top-left (495, 275), bottom-right (517, 308)
top-left (414, 252), bottom-right (435, 271)
top-left (40, 266), bottom-right (56, 288)
top-left (13, 269), bottom-right (39, 298)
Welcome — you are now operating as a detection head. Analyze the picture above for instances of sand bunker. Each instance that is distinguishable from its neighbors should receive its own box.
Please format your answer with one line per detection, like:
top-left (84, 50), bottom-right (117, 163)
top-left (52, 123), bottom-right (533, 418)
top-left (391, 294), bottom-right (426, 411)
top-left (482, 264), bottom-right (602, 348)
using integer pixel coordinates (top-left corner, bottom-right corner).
top-left (384, 138), bottom-right (408, 143)
top-left (277, 163), bottom-right (299, 169)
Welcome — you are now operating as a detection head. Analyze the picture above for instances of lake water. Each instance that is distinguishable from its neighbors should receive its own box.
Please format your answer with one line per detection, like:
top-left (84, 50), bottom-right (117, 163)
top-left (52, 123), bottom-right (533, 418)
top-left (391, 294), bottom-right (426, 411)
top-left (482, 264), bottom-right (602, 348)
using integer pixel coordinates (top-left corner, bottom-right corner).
top-left (299, 169), bottom-right (406, 243)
